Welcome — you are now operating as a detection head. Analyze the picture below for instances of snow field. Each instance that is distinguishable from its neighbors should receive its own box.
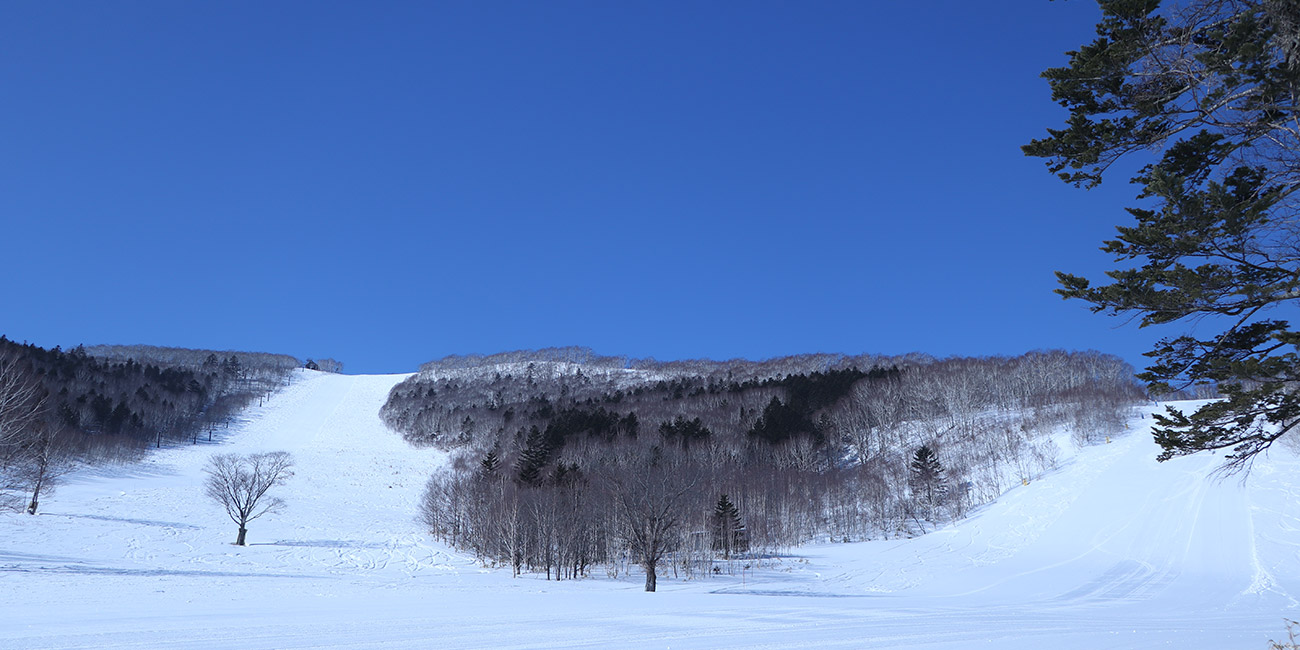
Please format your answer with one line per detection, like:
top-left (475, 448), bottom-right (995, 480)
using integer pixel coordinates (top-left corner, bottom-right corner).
top-left (1, 373), bottom-right (1296, 649)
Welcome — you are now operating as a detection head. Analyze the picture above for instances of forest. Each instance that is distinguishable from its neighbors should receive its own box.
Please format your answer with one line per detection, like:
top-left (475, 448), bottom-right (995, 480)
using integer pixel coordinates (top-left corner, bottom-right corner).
top-left (386, 347), bottom-right (1147, 590)
top-left (0, 337), bottom-right (304, 513)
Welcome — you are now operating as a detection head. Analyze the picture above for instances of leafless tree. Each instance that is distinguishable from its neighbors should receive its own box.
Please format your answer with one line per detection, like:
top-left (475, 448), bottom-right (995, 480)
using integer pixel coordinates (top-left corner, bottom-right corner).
top-left (314, 358), bottom-right (344, 373)
top-left (601, 446), bottom-right (700, 592)
top-left (403, 348), bottom-right (1147, 583)
top-left (15, 422), bottom-right (76, 514)
top-left (203, 451), bottom-right (294, 545)
top-left (0, 355), bottom-right (47, 510)
top-left (0, 354), bottom-right (45, 451)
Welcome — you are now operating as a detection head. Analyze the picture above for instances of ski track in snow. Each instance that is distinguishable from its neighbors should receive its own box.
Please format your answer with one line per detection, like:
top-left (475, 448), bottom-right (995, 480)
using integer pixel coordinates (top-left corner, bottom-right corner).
top-left (1, 373), bottom-right (1297, 649)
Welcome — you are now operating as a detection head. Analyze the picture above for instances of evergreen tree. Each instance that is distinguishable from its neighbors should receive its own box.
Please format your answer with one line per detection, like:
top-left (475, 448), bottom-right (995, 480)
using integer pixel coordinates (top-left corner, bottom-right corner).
top-left (748, 396), bottom-right (817, 445)
top-left (551, 461), bottom-right (581, 487)
top-left (1026, 0), bottom-right (1300, 472)
top-left (659, 416), bottom-right (711, 448)
top-left (619, 412), bottom-right (639, 438)
top-left (710, 494), bottom-right (748, 559)
top-left (515, 426), bottom-right (552, 486)
top-left (223, 355), bottom-right (242, 377)
top-left (480, 442), bottom-right (501, 476)
top-left (908, 445), bottom-right (947, 518)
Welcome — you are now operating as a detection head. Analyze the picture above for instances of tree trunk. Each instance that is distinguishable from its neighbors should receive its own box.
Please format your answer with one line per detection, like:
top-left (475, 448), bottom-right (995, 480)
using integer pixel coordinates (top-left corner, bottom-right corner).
top-left (26, 476), bottom-right (43, 514)
top-left (644, 560), bottom-right (657, 592)
top-left (236, 526), bottom-right (247, 546)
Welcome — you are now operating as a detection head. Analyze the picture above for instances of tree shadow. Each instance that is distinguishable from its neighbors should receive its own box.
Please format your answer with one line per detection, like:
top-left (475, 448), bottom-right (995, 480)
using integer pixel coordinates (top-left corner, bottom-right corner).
top-left (45, 512), bottom-right (202, 529)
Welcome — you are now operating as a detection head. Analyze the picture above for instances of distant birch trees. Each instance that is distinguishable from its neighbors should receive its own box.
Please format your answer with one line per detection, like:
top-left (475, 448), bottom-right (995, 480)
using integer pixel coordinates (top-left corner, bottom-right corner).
top-left (409, 348), bottom-right (1144, 589)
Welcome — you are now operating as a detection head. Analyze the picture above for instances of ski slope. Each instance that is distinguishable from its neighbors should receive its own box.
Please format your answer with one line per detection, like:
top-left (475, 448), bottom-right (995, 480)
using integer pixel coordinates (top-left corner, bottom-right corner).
top-left (1, 370), bottom-right (1297, 649)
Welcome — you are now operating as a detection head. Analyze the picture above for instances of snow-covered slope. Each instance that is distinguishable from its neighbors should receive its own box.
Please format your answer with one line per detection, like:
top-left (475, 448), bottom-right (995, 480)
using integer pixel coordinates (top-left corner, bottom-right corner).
top-left (1, 372), bottom-right (1296, 649)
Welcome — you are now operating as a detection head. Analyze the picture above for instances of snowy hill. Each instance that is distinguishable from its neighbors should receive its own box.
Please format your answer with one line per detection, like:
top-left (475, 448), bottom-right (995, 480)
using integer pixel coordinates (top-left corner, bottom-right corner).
top-left (1, 370), bottom-right (1296, 649)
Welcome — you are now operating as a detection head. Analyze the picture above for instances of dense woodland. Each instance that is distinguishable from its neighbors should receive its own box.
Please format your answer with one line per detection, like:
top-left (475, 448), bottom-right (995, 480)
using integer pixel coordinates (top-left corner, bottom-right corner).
top-left (388, 347), bottom-right (1146, 589)
top-left (0, 338), bottom-right (304, 513)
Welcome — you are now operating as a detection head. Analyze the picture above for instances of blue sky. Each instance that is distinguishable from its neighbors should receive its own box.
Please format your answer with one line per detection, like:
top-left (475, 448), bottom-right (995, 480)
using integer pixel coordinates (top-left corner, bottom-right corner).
top-left (1, 1), bottom-right (1166, 374)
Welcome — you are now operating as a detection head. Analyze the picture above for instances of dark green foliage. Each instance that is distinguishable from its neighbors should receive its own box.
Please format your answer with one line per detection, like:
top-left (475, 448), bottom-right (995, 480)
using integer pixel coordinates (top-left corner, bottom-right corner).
top-left (908, 445), bottom-right (947, 515)
top-left (107, 402), bottom-right (132, 435)
top-left (385, 355), bottom-right (901, 452)
top-left (659, 416), bottom-right (711, 448)
top-left (551, 461), bottom-right (582, 488)
top-left (746, 368), bottom-right (869, 445)
top-left (528, 395), bottom-right (555, 420)
top-left (773, 368), bottom-right (870, 412)
top-left (516, 426), bottom-right (553, 486)
top-left (1026, 0), bottom-right (1300, 472)
top-left (748, 396), bottom-right (820, 445)
top-left (620, 412), bottom-right (639, 438)
top-left (710, 494), bottom-right (748, 559)
top-left (480, 442), bottom-right (501, 476)
top-left (544, 407), bottom-right (636, 443)
top-left (0, 336), bottom-right (295, 452)
top-left (909, 445), bottom-right (944, 487)
top-left (515, 407), bottom-right (643, 483)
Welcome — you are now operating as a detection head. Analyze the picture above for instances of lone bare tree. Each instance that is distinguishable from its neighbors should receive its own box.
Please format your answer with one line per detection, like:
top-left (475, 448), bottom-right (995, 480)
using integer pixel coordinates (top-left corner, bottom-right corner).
top-left (1, 355), bottom-right (48, 511)
top-left (204, 451), bottom-right (294, 545)
top-left (16, 422), bottom-right (76, 515)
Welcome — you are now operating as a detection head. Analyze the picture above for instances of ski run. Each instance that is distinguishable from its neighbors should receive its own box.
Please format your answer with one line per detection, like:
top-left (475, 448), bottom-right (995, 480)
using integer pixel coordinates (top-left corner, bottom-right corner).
top-left (2, 369), bottom-right (1297, 649)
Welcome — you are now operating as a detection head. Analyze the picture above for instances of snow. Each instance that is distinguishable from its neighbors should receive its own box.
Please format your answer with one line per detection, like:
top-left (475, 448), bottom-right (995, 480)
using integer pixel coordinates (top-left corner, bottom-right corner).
top-left (1, 372), bottom-right (1296, 649)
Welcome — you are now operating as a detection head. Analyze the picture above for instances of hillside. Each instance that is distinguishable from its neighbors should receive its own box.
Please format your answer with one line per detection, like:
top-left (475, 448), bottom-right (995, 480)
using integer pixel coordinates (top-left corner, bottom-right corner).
top-left (0, 338), bottom-right (299, 459)
top-left (387, 348), bottom-right (1145, 573)
top-left (0, 370), bottom-right (1295, 649)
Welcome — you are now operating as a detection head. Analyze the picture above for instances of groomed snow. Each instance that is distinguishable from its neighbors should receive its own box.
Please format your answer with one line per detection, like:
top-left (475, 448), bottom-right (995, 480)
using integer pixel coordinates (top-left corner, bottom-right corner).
top-left (1, 370), bottom-right (1296, 649)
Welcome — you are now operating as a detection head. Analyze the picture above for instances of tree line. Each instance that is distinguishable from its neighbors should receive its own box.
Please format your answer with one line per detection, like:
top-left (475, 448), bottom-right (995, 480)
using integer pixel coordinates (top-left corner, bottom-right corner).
top-left (0, 337), bottom-right (305, 513)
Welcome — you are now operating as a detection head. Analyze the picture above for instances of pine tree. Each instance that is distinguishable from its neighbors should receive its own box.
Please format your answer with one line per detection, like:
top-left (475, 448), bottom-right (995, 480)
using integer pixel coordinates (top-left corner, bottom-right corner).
top-left (515, 426), bottom-right (552, 486)
top-left (480, 442), bottom-right (501, 476)
top-left (619, 412), bottom-right (639, 438)
top-left (748, 396), bottom-right (816, 444)
top-left (1026, 0), bottom-right (1300, 473)
top-left (908, 445), bottom-right (947, 519)
top-left (551, 461), bottom-right (581, 487)
top-left (710, 494), bottom-right (748, 559)
top-left (659, 416), bottom-right (711, 448)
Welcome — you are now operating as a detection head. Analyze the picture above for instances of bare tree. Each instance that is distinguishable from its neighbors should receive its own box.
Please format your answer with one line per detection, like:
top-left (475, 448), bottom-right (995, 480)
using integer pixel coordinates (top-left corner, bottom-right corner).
top-left (15, 422), bottom-right (76, 515)
top-left (601, 446), bottom-right (700, 592)
top-left (401, 349), bottom-right (1147, 582)
top-left (0, 354), bottom-right (45, 451)
top-left (1, 355), bottom-right (47, 511)
top-left (315, 358), bottom-right (344, 374)
top-left (204, 451), bottom-right (294, 545)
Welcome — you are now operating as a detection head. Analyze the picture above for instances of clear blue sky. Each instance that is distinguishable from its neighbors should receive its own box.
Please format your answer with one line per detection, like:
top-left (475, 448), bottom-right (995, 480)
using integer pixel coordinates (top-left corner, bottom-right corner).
top-left (1, 1), bottom-right (1166, 374)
